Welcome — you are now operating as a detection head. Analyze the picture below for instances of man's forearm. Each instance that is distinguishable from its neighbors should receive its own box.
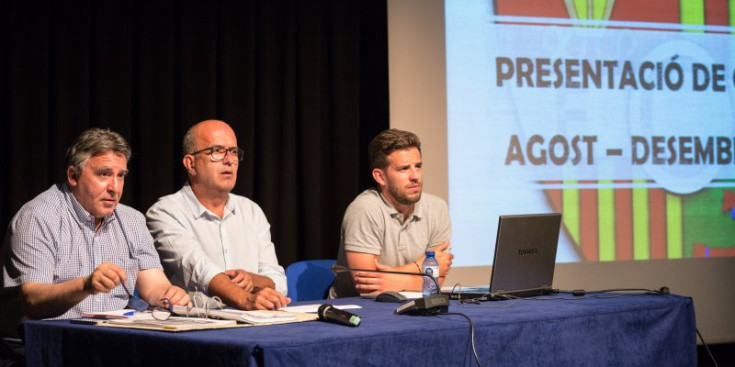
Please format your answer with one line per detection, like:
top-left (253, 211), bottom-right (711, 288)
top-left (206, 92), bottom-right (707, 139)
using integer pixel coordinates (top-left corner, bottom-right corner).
top-left (249, 273), bottom-right (275, 290)
top-left (208, 273), bottom-right (252, 310)
top-left (393, 262), bottom-right (425, 291)
top-left (395, 260), bottom-right (448, 290)
top-left (20, 278), bottom-right (91, 319)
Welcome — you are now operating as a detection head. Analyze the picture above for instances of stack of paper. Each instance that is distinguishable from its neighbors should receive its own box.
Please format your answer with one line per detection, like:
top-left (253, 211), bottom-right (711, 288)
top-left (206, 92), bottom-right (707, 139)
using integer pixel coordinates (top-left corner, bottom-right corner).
top-left (103, 316), bottom-right (239, 332)
top-left (170, 305), bottom-right (317, 325)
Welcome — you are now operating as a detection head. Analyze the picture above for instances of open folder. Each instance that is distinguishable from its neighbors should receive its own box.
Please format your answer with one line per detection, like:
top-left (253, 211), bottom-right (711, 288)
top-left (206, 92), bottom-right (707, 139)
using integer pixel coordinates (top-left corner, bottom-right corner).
top-left (170, 305), bottom-right (318, 325)
top-left (100, 316), bottom-right (239, 332)
top-left (78, 306), bottom-right (319, 332)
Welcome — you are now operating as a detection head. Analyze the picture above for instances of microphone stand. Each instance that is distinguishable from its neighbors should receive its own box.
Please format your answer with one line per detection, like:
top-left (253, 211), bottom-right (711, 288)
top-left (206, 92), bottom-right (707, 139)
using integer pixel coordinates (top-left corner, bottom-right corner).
top-left (332, 264), bottom-right (450, 315)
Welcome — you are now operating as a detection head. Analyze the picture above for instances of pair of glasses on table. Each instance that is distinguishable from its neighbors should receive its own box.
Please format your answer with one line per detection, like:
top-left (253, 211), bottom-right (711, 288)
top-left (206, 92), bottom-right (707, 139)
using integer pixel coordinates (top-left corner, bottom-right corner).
top-left (121, 282), bottom-right (175, 321)
top-left (122, 284), bottom-right (226, 320)
top-left (149, 292), bottom-right (225, 320)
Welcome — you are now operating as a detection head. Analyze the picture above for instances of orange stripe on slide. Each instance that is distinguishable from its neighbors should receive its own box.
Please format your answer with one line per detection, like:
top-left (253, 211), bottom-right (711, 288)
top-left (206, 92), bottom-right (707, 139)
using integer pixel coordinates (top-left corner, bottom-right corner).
top-left (704, 0), bottom-right (729, 26)
top-left (614, 181), bottom-right (634, 260)
top-left (693, 243), bottom-right (707, 257)
top-left (693, 243), bottom-right (735, 257)
top-left (649, 188), bottom-right (667, 259)
top-left (580, 181), bottom-right (599, 261)
top-left (709, 247), bottom-right (735, 256)
top-left (543, 180), bottom-right (563, 213)
top-left (494, 0), bottom-right (570, 18)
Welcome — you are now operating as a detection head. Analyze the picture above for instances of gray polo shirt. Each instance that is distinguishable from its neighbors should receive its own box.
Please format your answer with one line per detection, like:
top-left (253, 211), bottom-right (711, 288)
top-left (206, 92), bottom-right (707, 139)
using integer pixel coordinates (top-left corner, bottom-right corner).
top-left (330, 188), bottom-right (451, 298)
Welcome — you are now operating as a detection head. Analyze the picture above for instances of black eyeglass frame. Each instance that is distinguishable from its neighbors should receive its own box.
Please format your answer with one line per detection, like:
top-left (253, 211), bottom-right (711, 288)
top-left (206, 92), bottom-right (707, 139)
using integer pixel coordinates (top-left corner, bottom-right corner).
top-left (187, 145), bottom-right (244, 162)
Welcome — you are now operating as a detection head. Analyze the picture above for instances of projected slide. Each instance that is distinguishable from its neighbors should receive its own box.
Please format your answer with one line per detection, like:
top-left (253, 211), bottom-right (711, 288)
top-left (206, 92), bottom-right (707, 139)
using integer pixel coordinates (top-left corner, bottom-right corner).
top-left (446, 0), bottom-right (735, 266)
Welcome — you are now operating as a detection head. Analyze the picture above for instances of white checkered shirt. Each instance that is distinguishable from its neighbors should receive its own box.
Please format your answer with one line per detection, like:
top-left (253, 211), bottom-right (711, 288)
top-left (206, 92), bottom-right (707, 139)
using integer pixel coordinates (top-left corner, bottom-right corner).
top-left (1, 183), bottom-right (162, 319)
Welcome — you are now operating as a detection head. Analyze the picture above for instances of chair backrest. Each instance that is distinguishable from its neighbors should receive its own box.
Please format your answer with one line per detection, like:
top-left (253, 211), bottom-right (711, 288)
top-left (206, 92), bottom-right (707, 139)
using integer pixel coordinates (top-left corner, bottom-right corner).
top-left (285, 259), bottom-right (336, 302)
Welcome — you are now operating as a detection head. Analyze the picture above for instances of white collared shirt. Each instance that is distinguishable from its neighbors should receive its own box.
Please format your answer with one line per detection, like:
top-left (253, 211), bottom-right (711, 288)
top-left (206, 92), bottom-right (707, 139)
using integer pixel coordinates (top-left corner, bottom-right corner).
top-left (146, 183), bottom-right (287, 296)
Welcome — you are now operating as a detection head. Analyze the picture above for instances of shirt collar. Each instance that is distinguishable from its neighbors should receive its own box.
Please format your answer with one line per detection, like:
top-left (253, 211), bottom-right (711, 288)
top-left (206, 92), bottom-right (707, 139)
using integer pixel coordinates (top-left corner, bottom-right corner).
top-left (182, 182), bottom-right (235, 220)
top-left (62, 183), bottom-right (117, 228)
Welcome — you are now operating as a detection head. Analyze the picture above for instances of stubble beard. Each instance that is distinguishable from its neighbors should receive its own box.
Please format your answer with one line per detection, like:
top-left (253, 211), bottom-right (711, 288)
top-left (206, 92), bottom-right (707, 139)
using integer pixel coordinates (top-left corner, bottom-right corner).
top-left (389, 183), bottom-right (422, 206)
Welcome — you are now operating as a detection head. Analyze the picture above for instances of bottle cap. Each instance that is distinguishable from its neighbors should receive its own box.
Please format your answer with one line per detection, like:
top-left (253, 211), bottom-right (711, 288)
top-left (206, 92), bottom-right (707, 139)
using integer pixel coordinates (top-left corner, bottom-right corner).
top-left (425, 251), bottom-right (435, 256)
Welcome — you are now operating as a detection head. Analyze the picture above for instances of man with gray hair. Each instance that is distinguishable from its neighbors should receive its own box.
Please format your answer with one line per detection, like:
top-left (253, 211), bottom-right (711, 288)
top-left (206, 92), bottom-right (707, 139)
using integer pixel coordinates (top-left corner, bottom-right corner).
top-left (1, 128), bottom-right (189, 322)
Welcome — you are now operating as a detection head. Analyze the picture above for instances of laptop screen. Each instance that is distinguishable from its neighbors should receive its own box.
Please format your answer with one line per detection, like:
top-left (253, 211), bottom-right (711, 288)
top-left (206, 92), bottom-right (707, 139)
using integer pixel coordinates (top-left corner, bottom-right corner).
top-left (488, 213), bottom-right (562, 297)
top-left (443, 213), bottom-right (562, 300)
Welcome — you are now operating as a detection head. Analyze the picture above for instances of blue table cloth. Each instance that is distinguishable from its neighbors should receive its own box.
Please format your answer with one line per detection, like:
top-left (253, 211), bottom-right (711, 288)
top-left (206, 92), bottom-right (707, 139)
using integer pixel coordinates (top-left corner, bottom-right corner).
top-left (23, 293), bottom-right (696, 366)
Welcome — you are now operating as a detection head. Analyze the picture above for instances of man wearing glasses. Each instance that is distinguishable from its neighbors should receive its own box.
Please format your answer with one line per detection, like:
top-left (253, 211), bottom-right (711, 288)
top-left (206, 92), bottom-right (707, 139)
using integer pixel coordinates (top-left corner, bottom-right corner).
top-left (146, 120), bottom-right (290, 310)
top-left (1, 128), bottom-right (190, 323)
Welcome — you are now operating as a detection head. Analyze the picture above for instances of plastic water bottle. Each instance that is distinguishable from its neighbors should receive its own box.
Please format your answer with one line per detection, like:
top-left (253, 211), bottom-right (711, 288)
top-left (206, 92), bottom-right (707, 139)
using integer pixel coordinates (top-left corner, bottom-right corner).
top-left (422, 251), bottom-right (440, 297)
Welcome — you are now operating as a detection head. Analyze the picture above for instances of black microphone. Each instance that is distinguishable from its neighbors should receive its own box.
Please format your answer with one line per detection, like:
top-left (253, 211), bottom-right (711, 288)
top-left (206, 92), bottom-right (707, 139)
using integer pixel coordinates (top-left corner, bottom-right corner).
top-left (317, 304), bottom-right (361, 327)
top-left (331, 264), bottom-right (449, 315)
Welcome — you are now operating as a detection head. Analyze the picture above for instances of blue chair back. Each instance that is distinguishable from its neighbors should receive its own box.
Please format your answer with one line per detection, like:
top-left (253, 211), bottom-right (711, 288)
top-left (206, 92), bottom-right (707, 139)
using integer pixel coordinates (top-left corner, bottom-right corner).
top-left (286, 259), bottom-right (337, 302)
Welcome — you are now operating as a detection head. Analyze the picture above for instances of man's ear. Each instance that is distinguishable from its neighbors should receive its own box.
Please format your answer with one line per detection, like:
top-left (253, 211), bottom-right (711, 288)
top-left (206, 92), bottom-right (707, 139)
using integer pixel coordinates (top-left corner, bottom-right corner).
top-left (372, 168), bottom-right (386, 186)
top-left (182, 155), bottom-right (196, 176)
top-left (66, 166), bottom-right (78, 187)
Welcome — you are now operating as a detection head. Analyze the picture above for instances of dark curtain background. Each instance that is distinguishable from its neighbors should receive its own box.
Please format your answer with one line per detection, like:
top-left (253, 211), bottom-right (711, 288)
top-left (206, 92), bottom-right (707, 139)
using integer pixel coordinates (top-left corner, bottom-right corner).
top-left (0, 0), bottom-right (388, 267)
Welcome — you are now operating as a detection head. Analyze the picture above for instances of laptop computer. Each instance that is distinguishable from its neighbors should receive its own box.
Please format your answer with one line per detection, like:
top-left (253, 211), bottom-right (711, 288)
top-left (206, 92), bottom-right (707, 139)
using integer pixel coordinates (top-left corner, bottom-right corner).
top-left (443, 213), bottom-right (562, 301)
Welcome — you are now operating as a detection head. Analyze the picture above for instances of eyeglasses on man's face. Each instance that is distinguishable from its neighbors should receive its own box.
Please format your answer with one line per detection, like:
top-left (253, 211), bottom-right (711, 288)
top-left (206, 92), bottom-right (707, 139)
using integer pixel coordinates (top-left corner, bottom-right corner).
top-left (188, 145), bottom-right (244, 162)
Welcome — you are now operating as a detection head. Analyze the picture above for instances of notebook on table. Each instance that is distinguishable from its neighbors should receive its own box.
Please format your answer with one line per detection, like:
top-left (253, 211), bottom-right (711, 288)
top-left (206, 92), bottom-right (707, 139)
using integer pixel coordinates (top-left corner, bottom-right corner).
top-left (443, 213), bottom-right (562, 301)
